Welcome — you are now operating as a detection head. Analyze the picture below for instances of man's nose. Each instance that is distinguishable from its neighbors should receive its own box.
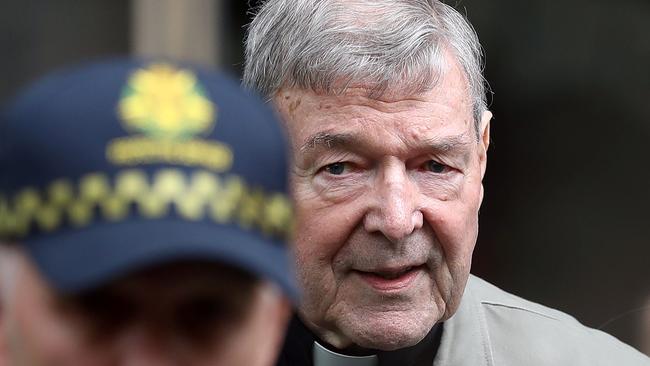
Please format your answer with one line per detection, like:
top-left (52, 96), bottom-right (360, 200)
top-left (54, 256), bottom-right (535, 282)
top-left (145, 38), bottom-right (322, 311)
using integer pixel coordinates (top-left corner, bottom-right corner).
top-left (363, 162), bottom-right (423, 242)
top-left (114, 327), bottom-right (181, 366)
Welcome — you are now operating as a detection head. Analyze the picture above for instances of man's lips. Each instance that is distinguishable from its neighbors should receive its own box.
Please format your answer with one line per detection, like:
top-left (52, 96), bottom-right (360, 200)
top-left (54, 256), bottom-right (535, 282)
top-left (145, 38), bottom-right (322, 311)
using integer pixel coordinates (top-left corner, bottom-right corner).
top-left (353, 264), bottom-right (426, 292)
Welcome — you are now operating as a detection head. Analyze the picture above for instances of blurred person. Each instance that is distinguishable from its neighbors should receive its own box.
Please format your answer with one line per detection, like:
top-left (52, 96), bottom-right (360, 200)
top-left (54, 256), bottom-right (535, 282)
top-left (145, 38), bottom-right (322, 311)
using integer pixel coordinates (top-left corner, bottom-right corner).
top-left (243, 0), bottom-right (650, 365)
top-left (0, 58), bottom-right (296, 366)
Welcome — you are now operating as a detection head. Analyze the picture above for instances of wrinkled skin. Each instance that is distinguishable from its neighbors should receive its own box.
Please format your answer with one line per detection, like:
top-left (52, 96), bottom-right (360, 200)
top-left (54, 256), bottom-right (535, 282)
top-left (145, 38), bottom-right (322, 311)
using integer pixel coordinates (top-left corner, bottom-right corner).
top-left (274, 54), bottom-right (491, 350)
top-left (0, 252), bottom-right (290, 366)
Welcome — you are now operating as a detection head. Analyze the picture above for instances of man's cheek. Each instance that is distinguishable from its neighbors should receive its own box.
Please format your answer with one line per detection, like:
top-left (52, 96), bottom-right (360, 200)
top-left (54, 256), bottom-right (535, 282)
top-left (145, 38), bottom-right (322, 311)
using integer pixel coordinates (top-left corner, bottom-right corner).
top-left (423, 209), bottom-right (476, 264)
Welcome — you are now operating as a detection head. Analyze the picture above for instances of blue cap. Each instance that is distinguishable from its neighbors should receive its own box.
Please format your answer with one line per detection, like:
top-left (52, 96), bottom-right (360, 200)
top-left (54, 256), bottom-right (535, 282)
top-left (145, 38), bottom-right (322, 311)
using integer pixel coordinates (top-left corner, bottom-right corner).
top-left (0, 58), bottom-right (297, 300)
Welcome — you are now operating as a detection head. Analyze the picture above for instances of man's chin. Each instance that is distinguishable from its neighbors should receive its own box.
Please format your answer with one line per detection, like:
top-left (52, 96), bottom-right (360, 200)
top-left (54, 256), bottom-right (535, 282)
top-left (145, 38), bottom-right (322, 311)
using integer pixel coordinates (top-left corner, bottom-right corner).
top-left (337, 311), bottom-right (438, 351)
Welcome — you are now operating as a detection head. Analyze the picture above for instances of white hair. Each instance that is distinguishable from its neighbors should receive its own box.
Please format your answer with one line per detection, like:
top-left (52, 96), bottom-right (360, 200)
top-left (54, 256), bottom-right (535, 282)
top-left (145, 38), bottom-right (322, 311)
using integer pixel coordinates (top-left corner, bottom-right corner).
top-left (244, 0), bottom-right (488, 136)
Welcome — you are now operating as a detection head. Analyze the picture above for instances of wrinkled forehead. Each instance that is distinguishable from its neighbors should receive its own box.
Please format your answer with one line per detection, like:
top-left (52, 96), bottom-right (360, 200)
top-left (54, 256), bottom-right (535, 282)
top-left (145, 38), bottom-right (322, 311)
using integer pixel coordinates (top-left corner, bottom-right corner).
top-left (274, 59), bottom-right (474, 134)
top-left (280, 47), bottom-right (471, 102)
top-left (275, 52), bottom-right (472, 118)
top-left (273, 90), bottom-right (476, 165)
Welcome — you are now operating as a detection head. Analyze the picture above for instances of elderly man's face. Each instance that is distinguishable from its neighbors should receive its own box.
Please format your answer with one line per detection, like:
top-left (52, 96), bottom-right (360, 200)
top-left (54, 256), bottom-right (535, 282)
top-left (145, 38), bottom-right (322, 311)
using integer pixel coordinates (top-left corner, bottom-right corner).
top-left (0, 252), bottom-right (290, 366)
top-left (274, 55), bottom-right (491, 350)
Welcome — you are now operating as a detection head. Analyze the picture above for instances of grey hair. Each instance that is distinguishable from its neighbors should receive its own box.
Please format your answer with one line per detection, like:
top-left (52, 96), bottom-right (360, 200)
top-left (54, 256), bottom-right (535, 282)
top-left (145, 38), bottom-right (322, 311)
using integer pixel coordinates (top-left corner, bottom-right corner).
top-left (244, 0), bottom-right (488, 135)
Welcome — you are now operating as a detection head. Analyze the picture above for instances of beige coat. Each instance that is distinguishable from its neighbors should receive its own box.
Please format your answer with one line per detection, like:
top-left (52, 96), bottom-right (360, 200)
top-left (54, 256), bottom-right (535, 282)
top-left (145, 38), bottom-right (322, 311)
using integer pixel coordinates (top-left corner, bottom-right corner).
top-left (435, 276), bottom-right (650, 365)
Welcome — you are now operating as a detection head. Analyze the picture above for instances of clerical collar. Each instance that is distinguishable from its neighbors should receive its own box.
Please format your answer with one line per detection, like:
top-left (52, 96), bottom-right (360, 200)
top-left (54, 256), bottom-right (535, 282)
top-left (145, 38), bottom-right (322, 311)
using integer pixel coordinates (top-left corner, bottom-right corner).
top-left (313, 341), bottom-right (378, 366)
top-left (275, 315), bottom-right (443, 366)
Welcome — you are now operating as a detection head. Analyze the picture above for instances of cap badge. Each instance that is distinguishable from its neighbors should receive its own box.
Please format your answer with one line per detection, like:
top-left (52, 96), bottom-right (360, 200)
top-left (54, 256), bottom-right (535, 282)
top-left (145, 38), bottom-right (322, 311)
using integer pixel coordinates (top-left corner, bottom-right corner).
top-left (106, 63), bottom-right (233, 171)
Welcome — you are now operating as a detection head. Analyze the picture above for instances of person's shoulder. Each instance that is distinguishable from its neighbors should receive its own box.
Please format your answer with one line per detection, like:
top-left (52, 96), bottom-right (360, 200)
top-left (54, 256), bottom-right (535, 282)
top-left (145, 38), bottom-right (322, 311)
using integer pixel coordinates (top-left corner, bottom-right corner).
top-left (465, 275), bottom-right (650, 365)
top-left (466, 275), bottom-right (579, 323)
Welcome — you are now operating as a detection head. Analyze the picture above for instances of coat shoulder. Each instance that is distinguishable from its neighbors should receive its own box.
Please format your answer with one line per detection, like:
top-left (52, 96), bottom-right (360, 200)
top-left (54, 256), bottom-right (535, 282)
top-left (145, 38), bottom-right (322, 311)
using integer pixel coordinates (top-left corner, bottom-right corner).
top-left (466, 276), bottom-right (650, 366)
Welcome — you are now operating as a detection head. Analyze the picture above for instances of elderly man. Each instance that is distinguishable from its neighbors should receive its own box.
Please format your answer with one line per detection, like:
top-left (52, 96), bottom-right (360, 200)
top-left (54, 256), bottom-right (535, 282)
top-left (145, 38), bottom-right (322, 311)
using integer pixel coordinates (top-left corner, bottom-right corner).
top-left (244, 0), bottom-right (650, 365)
top-left (0, 59), bottom-right (295, 365)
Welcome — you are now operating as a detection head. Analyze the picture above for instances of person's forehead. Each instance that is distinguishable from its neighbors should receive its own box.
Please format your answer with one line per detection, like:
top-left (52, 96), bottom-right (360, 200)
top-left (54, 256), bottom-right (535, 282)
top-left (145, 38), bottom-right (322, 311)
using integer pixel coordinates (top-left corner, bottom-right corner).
top-left (276, 47), bottom-right (471, 106)
top-left (275, 55), bottom-right (473, 130)
top-left (275, 86), bottom-right (474, 153)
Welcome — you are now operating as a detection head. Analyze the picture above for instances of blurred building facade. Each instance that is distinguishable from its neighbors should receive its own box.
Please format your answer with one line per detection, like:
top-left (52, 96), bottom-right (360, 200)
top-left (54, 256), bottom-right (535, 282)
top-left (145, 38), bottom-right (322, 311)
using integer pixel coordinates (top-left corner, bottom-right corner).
top-left (1, 0), bottom-right (649, 355)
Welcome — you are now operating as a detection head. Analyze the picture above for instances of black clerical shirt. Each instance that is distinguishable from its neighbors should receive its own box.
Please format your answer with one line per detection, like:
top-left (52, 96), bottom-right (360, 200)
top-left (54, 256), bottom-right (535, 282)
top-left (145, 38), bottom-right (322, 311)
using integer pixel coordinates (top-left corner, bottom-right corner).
top-left (276, 315), bottom-right (443, 366)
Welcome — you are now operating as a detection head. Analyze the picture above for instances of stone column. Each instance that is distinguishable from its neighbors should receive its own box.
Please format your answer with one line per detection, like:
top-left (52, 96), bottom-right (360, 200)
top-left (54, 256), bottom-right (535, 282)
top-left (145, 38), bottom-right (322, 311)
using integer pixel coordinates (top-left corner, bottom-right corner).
top-left (131, 0), bottom-right (221, 67)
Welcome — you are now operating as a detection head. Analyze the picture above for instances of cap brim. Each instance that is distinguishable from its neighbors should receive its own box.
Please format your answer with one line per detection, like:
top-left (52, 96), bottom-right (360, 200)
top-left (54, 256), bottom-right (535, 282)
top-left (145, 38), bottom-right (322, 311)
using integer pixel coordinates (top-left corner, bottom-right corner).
top-left (24, 219), bottom-right (298, 301)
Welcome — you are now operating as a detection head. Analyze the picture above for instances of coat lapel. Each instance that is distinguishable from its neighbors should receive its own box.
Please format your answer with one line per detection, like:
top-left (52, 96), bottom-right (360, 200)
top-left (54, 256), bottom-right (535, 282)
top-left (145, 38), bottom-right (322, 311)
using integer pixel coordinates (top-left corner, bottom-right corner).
top-left (433, 275), bottom-right (495, 366)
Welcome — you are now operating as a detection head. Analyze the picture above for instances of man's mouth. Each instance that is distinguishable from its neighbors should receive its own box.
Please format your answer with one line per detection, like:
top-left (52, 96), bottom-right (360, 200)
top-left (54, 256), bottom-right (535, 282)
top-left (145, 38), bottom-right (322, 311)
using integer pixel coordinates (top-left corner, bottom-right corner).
top-left (353, 265), bottom-right (426, 291)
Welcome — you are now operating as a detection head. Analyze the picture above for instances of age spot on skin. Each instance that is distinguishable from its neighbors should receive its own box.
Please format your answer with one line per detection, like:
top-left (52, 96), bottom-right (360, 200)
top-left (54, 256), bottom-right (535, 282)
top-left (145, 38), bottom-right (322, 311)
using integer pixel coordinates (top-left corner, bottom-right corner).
top-left (289, 98), bottom-right (302, 113)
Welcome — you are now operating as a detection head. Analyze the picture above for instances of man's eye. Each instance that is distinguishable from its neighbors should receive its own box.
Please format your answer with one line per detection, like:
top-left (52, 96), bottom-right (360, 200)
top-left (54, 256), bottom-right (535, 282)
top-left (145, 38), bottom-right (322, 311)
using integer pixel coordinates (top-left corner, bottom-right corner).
top-left (323, 162), bottom-right (346, 175)
top-left (425, 160), bottom-right (448, 173)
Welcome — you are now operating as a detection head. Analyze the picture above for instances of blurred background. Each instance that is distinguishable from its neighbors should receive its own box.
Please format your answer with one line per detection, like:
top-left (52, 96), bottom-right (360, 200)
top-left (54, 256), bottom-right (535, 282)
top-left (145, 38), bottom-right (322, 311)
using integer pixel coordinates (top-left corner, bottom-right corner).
top-left (1, 0), bottom-right (648, 355)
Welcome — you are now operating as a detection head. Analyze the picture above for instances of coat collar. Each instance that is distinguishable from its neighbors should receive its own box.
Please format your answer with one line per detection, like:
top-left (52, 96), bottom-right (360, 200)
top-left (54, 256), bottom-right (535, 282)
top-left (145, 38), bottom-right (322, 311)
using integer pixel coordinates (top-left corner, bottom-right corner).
top-left (433, 275), bottom-right (495, 366)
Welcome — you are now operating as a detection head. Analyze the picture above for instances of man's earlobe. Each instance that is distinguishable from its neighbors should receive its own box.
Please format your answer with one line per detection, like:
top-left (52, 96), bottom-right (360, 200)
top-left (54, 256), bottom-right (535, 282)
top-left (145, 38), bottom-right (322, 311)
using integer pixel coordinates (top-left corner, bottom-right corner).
top-left (0, 299), bottom-right (7, 366)
top-left (480, 111), bottom-right (492, 150)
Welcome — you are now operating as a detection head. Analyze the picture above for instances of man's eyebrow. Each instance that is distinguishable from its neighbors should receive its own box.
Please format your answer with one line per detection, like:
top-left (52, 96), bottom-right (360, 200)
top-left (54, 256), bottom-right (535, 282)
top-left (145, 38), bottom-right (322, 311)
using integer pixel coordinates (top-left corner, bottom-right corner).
top-left (299, 131), bottom-right (474, 158)
top-left (421, 133), bottom-right (474, 153)
top-left (299, 132), bottom-right (358, 153)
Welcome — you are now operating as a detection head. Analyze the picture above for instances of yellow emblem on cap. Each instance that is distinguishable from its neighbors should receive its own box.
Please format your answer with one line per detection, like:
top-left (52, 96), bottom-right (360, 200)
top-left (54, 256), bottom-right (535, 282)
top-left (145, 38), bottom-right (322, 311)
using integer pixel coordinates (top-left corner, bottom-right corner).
top-left (118, 63), bottom-right (215, 140)
top-left (107, 63), bottom-right (233, 171)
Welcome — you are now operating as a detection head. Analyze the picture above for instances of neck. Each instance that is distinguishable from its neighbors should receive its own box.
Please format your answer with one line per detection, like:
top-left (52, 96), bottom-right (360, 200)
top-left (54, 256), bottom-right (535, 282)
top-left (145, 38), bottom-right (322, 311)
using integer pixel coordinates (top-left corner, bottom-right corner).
top-left (301, 318), bottom-right (357, 350)
top-left (313, 342), bottom-right (378, 366)
top-left (315, 337), bottom-right (378, 357)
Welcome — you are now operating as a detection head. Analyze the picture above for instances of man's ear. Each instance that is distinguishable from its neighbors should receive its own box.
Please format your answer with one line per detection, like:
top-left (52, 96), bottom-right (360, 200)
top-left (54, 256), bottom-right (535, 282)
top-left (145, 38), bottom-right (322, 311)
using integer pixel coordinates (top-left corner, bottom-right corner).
top-left (478, 111), bottom-right (492, 207)
top-left (254, 284), bottom-right (292, 365)
top-left (0, 289), bottom-right (8, 366)
top-left (479, 110), bottom-right (492, 180)
top-left (0, 245), bottom-right (16, 366)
